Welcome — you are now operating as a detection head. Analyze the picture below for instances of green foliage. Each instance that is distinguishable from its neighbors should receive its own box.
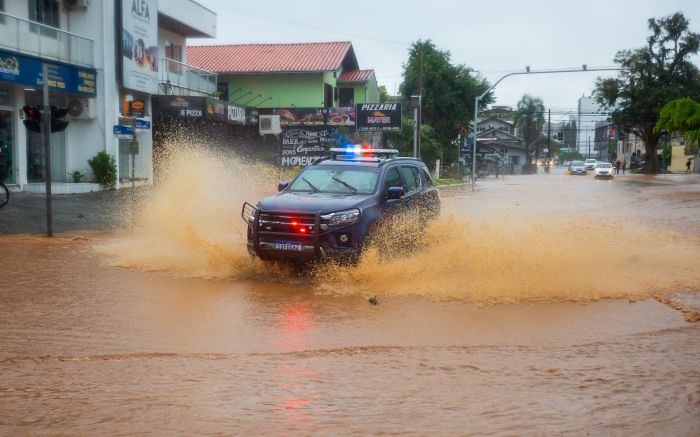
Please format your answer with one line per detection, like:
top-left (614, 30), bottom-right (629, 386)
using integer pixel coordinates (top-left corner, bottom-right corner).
top-left (662, 142), bottom-right (672, 164)
top-left (559, 150), bottom-right (584, 161)
top-left (378, 85), bottom-right (389, 103)
top-left (514, 95), bottom-right (545, 146)
top-left (385, 117), bottom-right (441, 168)
top-left (69, 170), bottom-right (84, 183)
top-left (593, 12), bottom-right (700, 173)
top-left (88, 151), bottom-right (117, 189)
top-left (399, 40), bottom-right (492, 165)
top-left (655, 98), bottom-right (700, 143)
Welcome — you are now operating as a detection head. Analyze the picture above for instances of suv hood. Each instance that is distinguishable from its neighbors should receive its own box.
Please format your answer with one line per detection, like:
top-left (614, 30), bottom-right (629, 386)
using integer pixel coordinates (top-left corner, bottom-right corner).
top-left (257, 191), bottom-right (374, 214)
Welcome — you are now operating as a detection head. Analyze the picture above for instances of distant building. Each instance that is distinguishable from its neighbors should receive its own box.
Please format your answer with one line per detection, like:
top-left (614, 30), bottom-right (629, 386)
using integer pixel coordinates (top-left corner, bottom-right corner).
top-left (468, 119), bottom-right (527, 174)
top-left (577, 96), bottom-right (607, 157)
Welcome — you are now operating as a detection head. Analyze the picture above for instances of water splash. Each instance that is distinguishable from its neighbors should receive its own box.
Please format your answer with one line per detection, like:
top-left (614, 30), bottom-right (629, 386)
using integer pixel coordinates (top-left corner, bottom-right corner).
top-left (98, 143), bottom-right (700, 303)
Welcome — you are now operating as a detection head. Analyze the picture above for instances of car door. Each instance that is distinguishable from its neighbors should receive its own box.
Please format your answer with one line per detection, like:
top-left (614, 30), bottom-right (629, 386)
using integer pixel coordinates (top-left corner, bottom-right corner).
top-left (382, 166), bottom-right (405, 217)
top-left (397, 165), bottom-right (421, 216)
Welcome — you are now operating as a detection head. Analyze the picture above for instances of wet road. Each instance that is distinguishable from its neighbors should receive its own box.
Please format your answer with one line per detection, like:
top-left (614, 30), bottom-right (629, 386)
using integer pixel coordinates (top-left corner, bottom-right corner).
top-left (1, 166), bottom-right (699, 435)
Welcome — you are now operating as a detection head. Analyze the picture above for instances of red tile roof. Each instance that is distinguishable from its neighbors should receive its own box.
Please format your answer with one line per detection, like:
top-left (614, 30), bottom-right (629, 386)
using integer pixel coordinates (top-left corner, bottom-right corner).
top-left (338, 69), bottom-right (375, 83)
top-left (186, 42), bottom-right (355, 74)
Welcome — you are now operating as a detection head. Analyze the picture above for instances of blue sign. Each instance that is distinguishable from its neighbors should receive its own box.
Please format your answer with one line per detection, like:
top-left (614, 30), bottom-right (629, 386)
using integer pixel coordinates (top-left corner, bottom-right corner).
top-left (135, 119), bottom-right (151, 130)
top-left (0, 49), bottom-right (96, 96)
top-left (113, 125), bottom-right (133, 136)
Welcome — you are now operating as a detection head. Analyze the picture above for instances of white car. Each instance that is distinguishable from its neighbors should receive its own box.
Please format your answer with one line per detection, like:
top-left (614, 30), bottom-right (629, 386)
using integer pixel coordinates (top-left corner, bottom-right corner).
top-left (584, 159), bottom-right (597, 170)
top-left (568, 160), bottom-right (587, 175)
top-left (593, 162), bottom-right (614, 179)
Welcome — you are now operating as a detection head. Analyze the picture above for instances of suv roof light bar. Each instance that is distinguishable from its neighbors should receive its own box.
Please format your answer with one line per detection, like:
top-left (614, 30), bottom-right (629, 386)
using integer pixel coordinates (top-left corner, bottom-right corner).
top-left (329, 147), bottom-right (400, 159)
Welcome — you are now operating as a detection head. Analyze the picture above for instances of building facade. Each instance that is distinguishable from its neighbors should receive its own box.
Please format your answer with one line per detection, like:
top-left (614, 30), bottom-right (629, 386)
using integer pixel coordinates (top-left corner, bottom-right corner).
top-left (0, 0), bottom-right (216, 193)
top-left (577, 96), bottom-right (606, 158)
top-left (186, 42), bottom-right (380, 109)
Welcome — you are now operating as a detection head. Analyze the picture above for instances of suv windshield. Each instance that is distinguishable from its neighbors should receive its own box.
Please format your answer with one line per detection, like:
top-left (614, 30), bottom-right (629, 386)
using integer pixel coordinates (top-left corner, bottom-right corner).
top-left (571, 161), bottom-right (584, 166)
top-left (585, 159), bottom-right (596, 163)
top-left (289, 166), bottom-right (379, 194)
top-left (597, 163), bottom-right (612, 168)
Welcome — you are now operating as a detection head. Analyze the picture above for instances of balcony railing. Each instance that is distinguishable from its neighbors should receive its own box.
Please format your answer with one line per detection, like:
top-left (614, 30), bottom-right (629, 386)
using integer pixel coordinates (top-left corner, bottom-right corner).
top-left (159, 58), bottom-right (217, 95)
top-left (0, 11), bottom-right (94, 68)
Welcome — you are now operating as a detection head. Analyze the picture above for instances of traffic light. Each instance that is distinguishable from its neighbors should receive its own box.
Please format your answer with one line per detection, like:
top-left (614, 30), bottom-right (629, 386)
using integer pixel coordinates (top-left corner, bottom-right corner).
top-left (22, 106), bottom-right (42, 133)
top-left (50, 106), bottom-right (70, 133)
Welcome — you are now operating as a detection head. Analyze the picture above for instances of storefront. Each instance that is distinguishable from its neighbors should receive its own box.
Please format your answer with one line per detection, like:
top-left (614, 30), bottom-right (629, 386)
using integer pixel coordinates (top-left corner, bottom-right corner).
top-left (0, 49), bottom-right (96, 187)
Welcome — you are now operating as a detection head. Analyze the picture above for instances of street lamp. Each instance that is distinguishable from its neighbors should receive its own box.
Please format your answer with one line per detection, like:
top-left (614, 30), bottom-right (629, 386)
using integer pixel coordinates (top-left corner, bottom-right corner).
top-left (471, 66), bottom-right (623, 191)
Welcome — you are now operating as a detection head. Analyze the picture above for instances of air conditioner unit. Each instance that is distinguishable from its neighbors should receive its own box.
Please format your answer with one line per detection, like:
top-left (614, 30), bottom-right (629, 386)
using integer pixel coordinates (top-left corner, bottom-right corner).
top-left (259, 115), bottom-right (281, 135)
top-left (64, 0), bottom-right (89, 9)
top-left (67, 98), bottom-right (96, 120)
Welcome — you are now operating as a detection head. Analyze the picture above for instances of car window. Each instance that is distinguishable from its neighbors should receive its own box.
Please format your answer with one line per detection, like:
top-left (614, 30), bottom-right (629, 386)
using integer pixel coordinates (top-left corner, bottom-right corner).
top-left (399, 166), bottom-right (419, 192)
top-left (421, 168), bottom-right (434, 187)
top-left (384, 167), bottom-right (402, 193)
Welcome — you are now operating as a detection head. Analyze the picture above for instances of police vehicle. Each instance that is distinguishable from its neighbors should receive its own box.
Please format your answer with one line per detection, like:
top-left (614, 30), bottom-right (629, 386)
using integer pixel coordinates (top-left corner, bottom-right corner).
top-left (241, 146), bottom-right (440, 261)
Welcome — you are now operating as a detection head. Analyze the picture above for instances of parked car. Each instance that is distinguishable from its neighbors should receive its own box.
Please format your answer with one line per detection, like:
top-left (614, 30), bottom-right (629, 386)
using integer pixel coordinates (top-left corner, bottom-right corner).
top-left (593, 162), bottom-right (614, 179)
top-left (584, 158), bottom-right (597, 170)
top-left (241, 146), bottom-right (440, 262)
top-left (568, 160), bottom-right (587, 175)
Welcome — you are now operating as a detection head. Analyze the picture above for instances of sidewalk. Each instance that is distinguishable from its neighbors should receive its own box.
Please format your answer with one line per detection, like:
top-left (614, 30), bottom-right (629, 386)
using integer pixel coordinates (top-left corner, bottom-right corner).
top-left (0, 189), bottom-right (135, 235)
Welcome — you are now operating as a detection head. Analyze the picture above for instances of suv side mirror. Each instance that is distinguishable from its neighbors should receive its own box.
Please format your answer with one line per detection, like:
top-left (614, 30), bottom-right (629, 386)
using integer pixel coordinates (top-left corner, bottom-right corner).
top-left (278, 181), bottom-right (289, 191)
top-left (387, 186), bottom-right (405, 200)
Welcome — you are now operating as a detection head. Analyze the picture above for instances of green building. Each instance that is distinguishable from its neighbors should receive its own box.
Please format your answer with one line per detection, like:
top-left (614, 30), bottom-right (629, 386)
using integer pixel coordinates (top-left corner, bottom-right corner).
top-left (186, 41), bottom-right (379, 108)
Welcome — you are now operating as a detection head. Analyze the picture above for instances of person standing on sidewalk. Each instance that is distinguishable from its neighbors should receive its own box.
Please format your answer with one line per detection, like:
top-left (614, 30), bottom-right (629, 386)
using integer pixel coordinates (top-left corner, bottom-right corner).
top-left (687, 158), bottom-right (694, 174)
top-left (622, 160), bottom-right (627, 174)
top-left (615, 159), bottom-right (621, 175)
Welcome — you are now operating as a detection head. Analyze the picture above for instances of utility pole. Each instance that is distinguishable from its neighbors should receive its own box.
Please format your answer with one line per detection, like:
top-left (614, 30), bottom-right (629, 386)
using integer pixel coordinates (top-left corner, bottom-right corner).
top-left (42, 63), bottom-right (53, 237)
top-left (587, 135), bottom-right (591, 158)
top-left (416, 42), bottom-right (423, 159)
top-left (546, 108), bottom-right (551, 173)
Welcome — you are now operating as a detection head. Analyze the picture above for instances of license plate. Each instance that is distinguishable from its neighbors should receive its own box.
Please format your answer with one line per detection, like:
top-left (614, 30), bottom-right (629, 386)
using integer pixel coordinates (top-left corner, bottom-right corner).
top-left (274, 241), bottom-right (302, 251)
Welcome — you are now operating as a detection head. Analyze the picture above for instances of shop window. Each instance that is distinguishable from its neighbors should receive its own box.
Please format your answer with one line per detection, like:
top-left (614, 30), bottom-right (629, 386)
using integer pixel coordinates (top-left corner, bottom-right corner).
top-left (29, 0), bottom-right (59, 37)
top-left (165, 43), bottom-right (183, 74)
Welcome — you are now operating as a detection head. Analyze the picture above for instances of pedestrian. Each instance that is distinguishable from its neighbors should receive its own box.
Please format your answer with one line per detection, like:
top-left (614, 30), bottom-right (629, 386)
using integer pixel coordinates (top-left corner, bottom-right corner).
top-left (622, 160), bottom-right (627, 174)
top-left (615, 159), bottom-right (621, 174)
top-left (687, 158), bottom-right (694, 174)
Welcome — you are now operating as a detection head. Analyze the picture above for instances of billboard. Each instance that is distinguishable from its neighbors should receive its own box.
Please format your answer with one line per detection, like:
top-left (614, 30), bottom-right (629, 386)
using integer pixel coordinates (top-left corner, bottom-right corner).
top-left (280, 127), bottom-right (340, 167)
top-left (274, 107), bottom-right (355, 127)
top-left (356, 103), bottom-right (402, 131)
top-left (121, 0), bottom-right (158, 94)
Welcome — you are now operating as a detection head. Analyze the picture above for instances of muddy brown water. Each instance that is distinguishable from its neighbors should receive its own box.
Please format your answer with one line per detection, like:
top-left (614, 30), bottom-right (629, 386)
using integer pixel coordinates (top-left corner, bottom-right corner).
top-left (1, 157), bottom-right (700, 435)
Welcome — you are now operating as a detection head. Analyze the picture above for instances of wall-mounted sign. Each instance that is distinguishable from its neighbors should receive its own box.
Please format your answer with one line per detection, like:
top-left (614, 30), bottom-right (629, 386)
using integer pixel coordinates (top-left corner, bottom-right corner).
top-left (205, 98), bottom-right (225, 121)
top-left (280, 127), bottom-right (339, 167)
top-left (113, 124), bottom-right (133, 137)
top-left (153, 95), bottom-right (204, 117)
top-left (0, 49), bottom-right (96, 96)
top-left (356, 103), bottom-right (402, 131)
top-left (227, 104), bottom-right (246, 124)
top-left (120, 0), bottom-right (158, 94)
top-left (129, 99), bottom-right (145, 117)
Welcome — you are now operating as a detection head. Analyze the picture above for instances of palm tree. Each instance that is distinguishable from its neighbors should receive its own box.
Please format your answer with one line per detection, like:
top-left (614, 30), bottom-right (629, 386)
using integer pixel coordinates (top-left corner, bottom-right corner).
top-left (514, 95), bottom-right (545, 169)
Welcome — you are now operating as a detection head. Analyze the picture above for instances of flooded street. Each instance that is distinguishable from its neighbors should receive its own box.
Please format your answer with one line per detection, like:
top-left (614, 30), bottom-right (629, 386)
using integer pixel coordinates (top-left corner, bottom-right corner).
top-left (2, 168), bottom-right (700, 435)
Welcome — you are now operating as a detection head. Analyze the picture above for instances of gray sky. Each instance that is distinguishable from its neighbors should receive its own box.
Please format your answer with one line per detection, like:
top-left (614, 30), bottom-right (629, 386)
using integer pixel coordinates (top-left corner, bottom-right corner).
top-left (193, 0), bottom-right (699, 114)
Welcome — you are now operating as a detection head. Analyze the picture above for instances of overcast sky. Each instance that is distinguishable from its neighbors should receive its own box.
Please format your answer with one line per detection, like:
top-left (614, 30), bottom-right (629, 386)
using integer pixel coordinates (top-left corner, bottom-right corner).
top-left (193, 0), bottom-right (699, 115)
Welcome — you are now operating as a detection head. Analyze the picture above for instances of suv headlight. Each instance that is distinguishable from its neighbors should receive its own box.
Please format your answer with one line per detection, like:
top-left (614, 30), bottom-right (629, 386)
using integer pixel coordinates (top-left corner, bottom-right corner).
top-left (321, 208), bottom-right (360, 227)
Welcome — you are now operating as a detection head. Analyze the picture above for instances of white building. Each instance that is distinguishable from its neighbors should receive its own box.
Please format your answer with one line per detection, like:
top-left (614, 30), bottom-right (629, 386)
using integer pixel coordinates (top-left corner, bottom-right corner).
top-left (577, 96), bottom-right (607, 158)
top-left (0, 0), bottom-right (216, 193)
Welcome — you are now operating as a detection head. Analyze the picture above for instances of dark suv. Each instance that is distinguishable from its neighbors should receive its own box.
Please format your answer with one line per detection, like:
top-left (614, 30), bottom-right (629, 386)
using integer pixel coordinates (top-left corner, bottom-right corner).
top-left (242, 147), bottom-right (440, 261)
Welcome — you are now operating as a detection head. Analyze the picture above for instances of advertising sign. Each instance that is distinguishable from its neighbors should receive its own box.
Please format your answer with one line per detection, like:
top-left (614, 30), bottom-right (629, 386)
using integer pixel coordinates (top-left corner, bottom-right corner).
top-left (205, 98), bottom-right (225, 121)
top-left (153, 95), bottom-right (205, 117)
top-left (280, 127), bottom-right (339, 167)
top-left (227, 104), bottom-right (246, 124)
top-left (356, 103), bottom-right (402, 131)
top-left (0, 50), bottom-right (96, 96)
top-left (129, 99), bottom-right (145, 117)
top-left (121, 0), bottom-right (158, 94)
top-left (274, 107), bottom-right (356, 127)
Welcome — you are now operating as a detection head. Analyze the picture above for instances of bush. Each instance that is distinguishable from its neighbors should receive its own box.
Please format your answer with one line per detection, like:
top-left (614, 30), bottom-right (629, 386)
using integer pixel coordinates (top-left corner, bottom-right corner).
top-left (88, 151), bottom-right (117, 189)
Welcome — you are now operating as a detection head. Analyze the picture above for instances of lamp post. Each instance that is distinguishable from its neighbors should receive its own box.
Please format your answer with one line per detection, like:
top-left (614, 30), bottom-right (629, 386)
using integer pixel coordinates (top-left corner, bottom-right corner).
top-left (471, 66), bottom-right (623, 192)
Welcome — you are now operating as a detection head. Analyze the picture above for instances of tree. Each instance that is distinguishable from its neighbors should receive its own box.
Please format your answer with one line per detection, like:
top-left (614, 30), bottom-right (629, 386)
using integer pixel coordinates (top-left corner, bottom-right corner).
top-left (655, 98), bottom-right (700, 144)
top-left (399, 40), bottom-right (492, 165)
top-left (378, 85), bottom-right (390, 103)
top-left (593, 12), bottom-right (700, 173)
top-left (385, 117), bottom-right (441, 167)
top-left (513, 95), bottom-right (545, 167)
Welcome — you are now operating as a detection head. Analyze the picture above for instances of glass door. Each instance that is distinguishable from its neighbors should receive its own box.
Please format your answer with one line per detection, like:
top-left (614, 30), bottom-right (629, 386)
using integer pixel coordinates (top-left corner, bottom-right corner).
top-left (0, 109), bottom-right (14, 184)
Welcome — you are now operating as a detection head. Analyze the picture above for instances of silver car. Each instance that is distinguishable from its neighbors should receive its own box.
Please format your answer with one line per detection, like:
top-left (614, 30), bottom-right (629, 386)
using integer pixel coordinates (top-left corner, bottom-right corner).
top-left (593, 162), bottom-right (614, 179)
top-left (568, 160), bottom-right (587, 175)
top-left (584, 158), bottom-right (597, 170)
